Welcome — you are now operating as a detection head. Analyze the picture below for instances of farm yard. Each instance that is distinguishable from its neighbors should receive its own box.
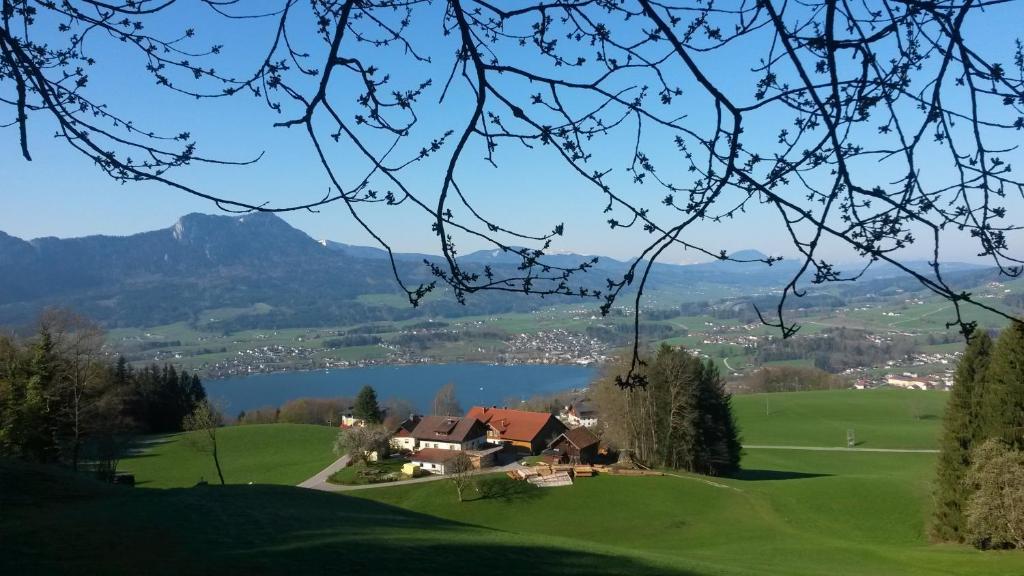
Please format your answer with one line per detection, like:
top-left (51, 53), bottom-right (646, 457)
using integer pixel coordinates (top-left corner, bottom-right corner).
top-left (5, 389), bottom-right (1024, 575)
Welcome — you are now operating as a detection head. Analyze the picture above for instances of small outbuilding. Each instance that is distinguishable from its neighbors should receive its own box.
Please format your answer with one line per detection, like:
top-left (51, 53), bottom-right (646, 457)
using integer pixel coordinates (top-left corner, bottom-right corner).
top-left (410, 448), bottom-right (463, 475)
top-left (548, 427), bottom-right (600, 465)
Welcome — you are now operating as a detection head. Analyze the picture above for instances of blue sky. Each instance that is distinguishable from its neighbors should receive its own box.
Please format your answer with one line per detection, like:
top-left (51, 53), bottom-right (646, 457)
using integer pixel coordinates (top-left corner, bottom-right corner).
top-left (3, 1), bottom-right (1022, 267)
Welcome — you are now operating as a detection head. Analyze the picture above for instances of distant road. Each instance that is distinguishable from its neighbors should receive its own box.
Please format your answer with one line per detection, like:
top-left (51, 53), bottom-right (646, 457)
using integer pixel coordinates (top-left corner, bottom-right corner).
top-left (743, 444), bottom-right (938, 454)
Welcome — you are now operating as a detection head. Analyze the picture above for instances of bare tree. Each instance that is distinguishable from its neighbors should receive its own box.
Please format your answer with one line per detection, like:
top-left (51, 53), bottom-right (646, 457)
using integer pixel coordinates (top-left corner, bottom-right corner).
top-left (40, 309), bottom-right (107, 471)
top-left (183, 399), bottom-right (225, 486)
top-left (447, 451), bottom-right (476, 502)
top-left (382, 397), bottom-right (417, 429)
top-left (5, 1), bottom-right (1024, 387)
top-left (432, 382), bottom-right (463, 417)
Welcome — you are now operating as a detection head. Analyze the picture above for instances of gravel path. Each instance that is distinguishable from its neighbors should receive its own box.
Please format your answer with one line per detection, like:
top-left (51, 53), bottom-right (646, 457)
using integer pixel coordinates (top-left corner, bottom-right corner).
top-left (297, 454), bottom-right (352, 489)
top-left (298, 455), bottom-right (523, 492)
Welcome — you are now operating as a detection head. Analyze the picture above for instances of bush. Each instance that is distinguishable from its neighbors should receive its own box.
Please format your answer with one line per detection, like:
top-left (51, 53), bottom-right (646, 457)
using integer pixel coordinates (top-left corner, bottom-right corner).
top-left (965, 439), bottom-right (1024, 549)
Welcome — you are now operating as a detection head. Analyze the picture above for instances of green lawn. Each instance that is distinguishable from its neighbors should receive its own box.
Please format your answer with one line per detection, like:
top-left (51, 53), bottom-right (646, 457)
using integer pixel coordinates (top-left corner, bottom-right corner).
top-left (6, 390), bottom-right (1024, 575)
top-left (353, 450), bottom-right (1023, 575)
top-left (120, 424), bottom-right (338, 488)
top-left (732, 389), bottom-right (946, 449)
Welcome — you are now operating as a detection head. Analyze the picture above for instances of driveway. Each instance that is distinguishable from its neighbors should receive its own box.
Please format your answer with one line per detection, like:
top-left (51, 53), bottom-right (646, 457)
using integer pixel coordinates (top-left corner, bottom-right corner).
top-left (297, 456), bottom-right (524, 492)
top-left (297, 454), bottom-right (352, 489)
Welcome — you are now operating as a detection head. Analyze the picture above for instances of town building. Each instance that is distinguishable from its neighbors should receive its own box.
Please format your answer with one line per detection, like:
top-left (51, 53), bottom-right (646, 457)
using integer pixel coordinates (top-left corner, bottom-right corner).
top-left (886, 374), bottom-right (938, 390)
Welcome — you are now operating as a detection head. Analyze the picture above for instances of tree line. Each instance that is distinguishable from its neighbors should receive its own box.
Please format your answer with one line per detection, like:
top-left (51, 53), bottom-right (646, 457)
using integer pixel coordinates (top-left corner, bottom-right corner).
top-left (729, 366), bottom-right (848, 394)
top-left (0, 311), bottom-right (206, 480)
top-left (933, 323), bottom-right (1024, 549)
top-left (596, 345), bottom-right (741, 476)
top-left (756, 327), bottom-right (917, 373)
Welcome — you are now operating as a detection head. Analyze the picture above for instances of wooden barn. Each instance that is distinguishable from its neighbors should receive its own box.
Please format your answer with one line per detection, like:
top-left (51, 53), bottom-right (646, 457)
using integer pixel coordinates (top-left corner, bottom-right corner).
top-left (548, 427), bottom-right (600, 465)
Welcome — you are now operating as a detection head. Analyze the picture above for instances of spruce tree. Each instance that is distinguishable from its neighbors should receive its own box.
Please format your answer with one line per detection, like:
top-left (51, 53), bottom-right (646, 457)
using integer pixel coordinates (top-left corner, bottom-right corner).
top-left (354, 385), bottom-right (382, 424)
top-left (932, 331), bottom-right (994, 542)
top-left (22, 327), bottom-right (59, 462)
top-left (695, 360), bottom-right (741, 476)
top-left (984, 322), bottom-right (1024, 447)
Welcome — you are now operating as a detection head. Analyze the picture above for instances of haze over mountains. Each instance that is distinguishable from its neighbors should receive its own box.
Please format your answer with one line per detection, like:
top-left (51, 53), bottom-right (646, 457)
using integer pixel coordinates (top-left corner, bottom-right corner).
top-left (0, 213), bottom-right (993, 330)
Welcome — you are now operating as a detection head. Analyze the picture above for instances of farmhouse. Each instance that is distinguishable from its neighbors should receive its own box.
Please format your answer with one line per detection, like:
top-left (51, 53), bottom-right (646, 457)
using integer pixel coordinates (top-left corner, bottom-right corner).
top-left (389, 415), bottom-right (421, 451)
top-left (466, 406), bottom-right (567, 454)
top-left (548, 427), bottom-right (600, 465)
top-left (408, 415), bottom-right (489, 451)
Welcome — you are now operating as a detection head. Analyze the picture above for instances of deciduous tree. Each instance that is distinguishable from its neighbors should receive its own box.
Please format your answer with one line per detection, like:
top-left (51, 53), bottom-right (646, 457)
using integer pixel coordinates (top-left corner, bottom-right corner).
top-left (448, 451), bottom-right (476, 503)
top-left (183, 400), bottom-right (225, 486)
top-left (334, 424), bottom-right (391, 466)
top-left (432, 382), bottom-right (462, 417)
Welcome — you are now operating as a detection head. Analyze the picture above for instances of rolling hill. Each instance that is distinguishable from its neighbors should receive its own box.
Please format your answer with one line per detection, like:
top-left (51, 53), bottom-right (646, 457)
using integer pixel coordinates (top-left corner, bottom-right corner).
top-left (0, 213), bottom-right (1001, 331)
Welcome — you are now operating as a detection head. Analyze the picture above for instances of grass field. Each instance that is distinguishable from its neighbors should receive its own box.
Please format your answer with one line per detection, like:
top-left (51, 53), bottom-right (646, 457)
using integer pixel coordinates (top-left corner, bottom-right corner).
top-left (732, 389), bottom-right (946, 449)
top-left (119, 424), bottom-right (338, 488)
top-left (6, 390), bottom-right (1024, 575)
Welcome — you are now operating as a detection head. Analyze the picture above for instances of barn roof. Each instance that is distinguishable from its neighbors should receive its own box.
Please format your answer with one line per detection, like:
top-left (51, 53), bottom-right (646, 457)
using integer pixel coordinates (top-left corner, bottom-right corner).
top-left (551, 426), bottom-right (600, 450)
top-left (466, 406), bottom-right (565, 443)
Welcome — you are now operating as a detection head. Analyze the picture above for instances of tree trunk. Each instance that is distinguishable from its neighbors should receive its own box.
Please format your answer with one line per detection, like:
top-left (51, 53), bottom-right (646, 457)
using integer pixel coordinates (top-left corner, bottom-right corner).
top-left (212, 441), bottom-right (225, 485)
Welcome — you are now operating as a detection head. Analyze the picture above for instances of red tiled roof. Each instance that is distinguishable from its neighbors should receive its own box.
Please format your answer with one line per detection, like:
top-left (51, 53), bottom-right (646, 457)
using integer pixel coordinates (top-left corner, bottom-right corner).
top-left (411, 448), bottom-right (463, 465)
top-left (466, 406), bottom-right (565, 443)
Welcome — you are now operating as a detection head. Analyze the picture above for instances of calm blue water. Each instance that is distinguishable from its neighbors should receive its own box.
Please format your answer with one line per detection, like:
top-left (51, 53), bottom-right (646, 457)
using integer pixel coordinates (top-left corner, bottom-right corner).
top-left (205, 364), bottom-right (598, 414)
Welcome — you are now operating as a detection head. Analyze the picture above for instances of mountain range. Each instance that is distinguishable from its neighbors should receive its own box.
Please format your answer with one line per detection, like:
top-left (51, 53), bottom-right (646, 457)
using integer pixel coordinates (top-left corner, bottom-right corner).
top-left (0, 213), bottom-right (994, 330)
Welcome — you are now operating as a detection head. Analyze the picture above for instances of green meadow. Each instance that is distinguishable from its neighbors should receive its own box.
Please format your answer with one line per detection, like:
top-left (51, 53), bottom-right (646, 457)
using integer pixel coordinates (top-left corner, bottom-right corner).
top-left (119, 424), bottom-right (338, 488)
top-left (732, 389), bottom-right (947, 449)
top-left (5, 389), bottom-right (1024, 575)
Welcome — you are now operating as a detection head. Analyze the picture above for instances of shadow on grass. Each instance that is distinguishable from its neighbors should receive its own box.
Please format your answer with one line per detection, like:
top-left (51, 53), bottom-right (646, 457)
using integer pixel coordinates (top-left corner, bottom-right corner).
top-left (3, 480), bottom-right (696, 576)
top-left (731, 469), bottom-right (831, 481)
top-left (474, 477), bottom-right (543, 503)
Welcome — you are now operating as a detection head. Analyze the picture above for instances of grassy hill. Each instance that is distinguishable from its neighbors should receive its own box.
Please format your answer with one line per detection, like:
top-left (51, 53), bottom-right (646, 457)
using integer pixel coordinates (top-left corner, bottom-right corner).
top-left (5, 390), bottom-right (1024, 575)
top-left (119, 424), bottom-right (338, 488)
top-left (732, 389), bottom-right (946, 449)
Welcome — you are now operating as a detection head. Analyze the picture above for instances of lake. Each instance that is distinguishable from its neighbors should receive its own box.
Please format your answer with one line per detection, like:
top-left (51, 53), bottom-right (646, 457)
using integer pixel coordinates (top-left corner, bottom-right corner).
top-left (205, 363), bottom-right (599, 415)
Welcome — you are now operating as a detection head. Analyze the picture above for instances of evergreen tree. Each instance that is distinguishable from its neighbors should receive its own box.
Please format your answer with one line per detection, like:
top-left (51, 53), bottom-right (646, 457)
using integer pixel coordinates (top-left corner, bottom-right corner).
top-left (932, 331), bottom-right (994, 542)
top-left (984, 322), bottom-right (1024, 448)
top-left (353, 385), bottom-right (381, 424)
top-left (21, 327), bottom-right (60, 462)
top-left (695, 360), bottom-right (741, 476)
top-left (113, 356), bottom-right (129, 388)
